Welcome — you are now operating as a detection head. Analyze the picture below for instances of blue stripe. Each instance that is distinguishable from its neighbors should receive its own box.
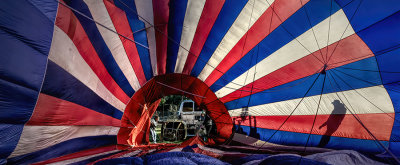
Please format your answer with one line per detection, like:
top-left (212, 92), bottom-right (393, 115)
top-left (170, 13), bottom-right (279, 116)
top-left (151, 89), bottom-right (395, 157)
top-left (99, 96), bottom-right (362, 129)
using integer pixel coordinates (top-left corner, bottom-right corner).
top-left (225, 57), bottom-right (381, 110)
top-left (29, 0), bottom-right (59, 21)
top-left (381, 46), bottom-right (400, 155)
top-left (71, 151), bottom-right (123, 165)
top-left (338, 0), bottom-right (400, 33)
top-left (114, 0), bottom-right (153, 80)
top-left (42, 61), bottom-right (123, 120)
top-left (0, 124), bottom-right (24, 164)
top-left (7, 135), bottom-right (117, 164)
top-left (387, 83), bottom-right (400, 156)
top-left (357, 11), bottom-right (400, 64)
top-left (376, 47), bottom-right (400, 155)
top-left (389, 142), bottom-right (400, 157)
top-left (190, 0), bottom-right (247, 77)
top-left (376, 48), bottom-right (400, 85)
top-left (376, 46), bottom-right (400, 157)
top-left (386, 82), bottom-right (400, 142)
top-left (0, 79), bottom-right (37, 161)
top-left (350, 5), bottom-right (400, 156)
top-left (0, 0), bottom-right (57, 160)
top-left (166, 0), bottom-right (188, 73)
top-left (0, 76), bottom-right (43, 124)
top-left (210, 0), bottom-right (341, 93)
top-left (64, 0), bottom-right (135, 97)
top-left (235, 125), bottom-right (387, 154)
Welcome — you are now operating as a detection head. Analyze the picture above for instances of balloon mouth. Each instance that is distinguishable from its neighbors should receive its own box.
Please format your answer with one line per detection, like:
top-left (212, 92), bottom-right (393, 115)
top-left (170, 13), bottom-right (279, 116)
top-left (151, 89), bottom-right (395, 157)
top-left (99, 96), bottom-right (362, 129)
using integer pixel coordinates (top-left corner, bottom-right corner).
top-left (117, 73), bottom-right (233, 147)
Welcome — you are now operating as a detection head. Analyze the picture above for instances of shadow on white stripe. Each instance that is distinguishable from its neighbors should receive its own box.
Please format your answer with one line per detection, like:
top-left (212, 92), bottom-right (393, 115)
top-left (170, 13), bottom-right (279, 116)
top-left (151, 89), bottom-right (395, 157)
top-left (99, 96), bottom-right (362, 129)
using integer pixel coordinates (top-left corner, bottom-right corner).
top-left (229, 86), bottom-right (394, 117)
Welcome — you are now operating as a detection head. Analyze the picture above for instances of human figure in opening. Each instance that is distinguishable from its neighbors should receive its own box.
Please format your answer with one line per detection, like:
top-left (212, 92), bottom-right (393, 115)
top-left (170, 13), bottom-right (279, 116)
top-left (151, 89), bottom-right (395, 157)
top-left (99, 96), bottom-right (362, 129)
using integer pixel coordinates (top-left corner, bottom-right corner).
top-left (318, 100), bottom-right (347, 147)
top-left (150, 115), bottom-right (159, 143)
top-left (198, 112), bottom-right (213, 142)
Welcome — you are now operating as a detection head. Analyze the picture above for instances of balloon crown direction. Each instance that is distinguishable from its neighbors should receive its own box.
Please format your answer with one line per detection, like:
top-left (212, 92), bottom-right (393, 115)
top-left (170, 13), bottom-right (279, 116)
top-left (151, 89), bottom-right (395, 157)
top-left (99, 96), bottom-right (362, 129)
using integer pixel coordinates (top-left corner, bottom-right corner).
top-left (321, 64), bottom-right (328, 74)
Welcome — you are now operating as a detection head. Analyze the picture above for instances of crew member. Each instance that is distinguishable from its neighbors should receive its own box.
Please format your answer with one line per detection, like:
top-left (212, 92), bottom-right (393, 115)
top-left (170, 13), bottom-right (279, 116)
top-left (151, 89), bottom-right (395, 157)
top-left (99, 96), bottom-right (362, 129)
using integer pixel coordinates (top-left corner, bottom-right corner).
top-left (150, 116), bottom-right (159, 143)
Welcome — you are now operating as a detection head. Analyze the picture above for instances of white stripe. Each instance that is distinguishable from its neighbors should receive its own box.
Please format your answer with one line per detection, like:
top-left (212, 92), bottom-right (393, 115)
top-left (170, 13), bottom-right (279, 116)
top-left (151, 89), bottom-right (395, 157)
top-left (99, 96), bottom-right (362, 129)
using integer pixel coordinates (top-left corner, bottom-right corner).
top-left (174, 0), bottom-right (206, 73)
top-left (84, 0), bottom-right (141, 90)
top-left (48, 150), bottom-right (120, 165)
top-left (216, 10), bottom-right (355, 98)
top-left (197, 0), bottom-right (274, 81)
top-left (229, 86), bottom-right (394, 117)
top-left (135, 0), bottom-right (158, 76)
top-left (9, 126), bottom-right (119, 158)
top-left (49, 26), bottom-right (125, 111)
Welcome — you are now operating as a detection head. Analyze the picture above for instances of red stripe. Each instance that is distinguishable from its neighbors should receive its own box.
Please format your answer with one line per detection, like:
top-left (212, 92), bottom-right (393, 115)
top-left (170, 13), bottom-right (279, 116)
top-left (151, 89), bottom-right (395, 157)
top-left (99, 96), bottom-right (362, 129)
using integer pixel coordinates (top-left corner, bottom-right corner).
top-left (31, 145), bottom-right (117, 165)
top-left (220, 34), bottom-right (374, 103)
top-left (204, 0), bottom-right (308, 86)
top-left (103, 0), bottom-right (147, 85)
top-left (152, 0), bottom-right (169, 75)
top-left (27, 93), bottom-right (121, 126)
top-left (55, 4), bottom-right (130, 104)
top-left (233, 113), bottom-right (394, 141)
top-left (182, 0), bottom-right (226, 74)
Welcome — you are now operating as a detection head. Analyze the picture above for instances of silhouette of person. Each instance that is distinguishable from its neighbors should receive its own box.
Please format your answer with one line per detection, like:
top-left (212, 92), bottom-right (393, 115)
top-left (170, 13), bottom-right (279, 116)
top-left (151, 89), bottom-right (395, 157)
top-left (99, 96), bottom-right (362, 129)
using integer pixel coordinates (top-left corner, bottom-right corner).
top-left (249, 116), bottom-right (260, 139)
top-left (235, 107), bottom-right (249, 135)
top-left (235, 118), bottom-right (245, 134)
top-left (318, 100), bottom-right (347, 147)
top-left (240, 107), bottom-right (248, 121)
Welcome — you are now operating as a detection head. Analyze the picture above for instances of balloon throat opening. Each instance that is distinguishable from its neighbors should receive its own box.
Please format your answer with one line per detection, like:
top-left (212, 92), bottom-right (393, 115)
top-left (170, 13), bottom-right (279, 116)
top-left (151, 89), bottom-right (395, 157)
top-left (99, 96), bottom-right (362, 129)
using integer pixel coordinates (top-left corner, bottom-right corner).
top-left (117, 74), bottom-right (233, 147)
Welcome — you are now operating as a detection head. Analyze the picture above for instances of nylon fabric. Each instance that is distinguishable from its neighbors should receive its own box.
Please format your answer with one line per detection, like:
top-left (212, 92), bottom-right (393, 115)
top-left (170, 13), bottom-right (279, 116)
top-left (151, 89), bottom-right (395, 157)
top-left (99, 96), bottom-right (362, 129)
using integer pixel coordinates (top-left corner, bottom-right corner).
top-left (2, 0), bottom-right (400, 163)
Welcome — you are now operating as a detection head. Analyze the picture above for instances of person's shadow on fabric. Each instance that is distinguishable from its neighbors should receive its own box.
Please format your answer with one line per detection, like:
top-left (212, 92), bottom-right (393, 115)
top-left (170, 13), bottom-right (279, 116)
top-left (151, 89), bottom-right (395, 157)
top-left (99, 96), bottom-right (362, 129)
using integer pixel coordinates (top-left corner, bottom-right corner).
top-left (236, 107), bottom-right (249, 135)
top-left (249, 116), bottom-right (260, 139)
top-left (235, 120), bottom-right (245, 134)
top-left (318, 100), bottom-right (347, 147)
